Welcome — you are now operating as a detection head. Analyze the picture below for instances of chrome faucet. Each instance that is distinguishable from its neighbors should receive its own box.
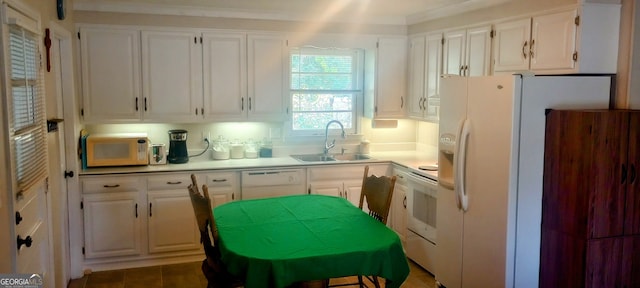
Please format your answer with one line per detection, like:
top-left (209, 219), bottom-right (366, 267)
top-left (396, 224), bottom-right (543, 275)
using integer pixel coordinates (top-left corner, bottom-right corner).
top-left (324, 120), bottom-right (346, 156)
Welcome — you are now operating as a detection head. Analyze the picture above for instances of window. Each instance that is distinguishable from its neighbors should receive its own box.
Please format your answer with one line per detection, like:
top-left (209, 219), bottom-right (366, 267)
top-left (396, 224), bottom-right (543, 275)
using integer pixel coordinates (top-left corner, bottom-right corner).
top-left (7, 17), bottom-right (47, 193)
top-left (290, 47), bottom-right (362, 136)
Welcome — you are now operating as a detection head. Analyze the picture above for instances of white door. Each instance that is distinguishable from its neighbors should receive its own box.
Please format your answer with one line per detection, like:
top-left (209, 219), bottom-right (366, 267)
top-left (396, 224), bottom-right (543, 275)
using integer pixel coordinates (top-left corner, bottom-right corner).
top-left (493, 19), bottom-right (531, 73)
top-left (15, 183), bottom-right (51, 286)
top-left (465, 26), bottom-right (492, 76)
top-left (435, 76), bottom-right (468, 288)
top-left (80, 26), bottom-right (141, 122)
top-left (83, 192), bottom-right (142, 258)
top-left (141, 30), bottom-right (202, 122)
top-left (248, 34), bottom-right (288, 121)
top-left (147, 191), bottom-right (200, 253)
top-left (530, 10), bottom-right (577, 71)
top-left (408, 35), bottom-right (426, 119)
top-left (309, 181), bottom-right (343, 198)
top-left (459, 76), bottom-right (515, 288)
top-left (48, 22), bottom-right (76, 288)
top-left (203, 32), bottom-right (247, 121)
top-left (424, 32), bottom-right (443, 121)
top-left (375, 37), bottom-right (407, 118)
top-left (443, 29), bottom-right (465, 76)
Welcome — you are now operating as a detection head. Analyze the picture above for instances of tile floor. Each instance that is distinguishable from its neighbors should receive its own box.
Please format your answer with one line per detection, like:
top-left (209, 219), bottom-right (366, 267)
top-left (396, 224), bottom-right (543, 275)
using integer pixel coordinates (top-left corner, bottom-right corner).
top-left (68, 259), bottom-right (435, 288)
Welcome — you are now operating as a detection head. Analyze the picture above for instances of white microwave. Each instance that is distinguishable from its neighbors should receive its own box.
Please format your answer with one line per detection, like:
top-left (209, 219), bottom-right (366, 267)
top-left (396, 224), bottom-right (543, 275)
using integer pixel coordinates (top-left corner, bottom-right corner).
top-left (85, 133), bottom-right (149, 167)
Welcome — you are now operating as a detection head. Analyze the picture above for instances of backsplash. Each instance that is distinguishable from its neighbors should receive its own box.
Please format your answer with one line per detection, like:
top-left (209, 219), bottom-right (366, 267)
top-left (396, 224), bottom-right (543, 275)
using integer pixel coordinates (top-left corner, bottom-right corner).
top-left (83, 118), bottom-right (439, 156)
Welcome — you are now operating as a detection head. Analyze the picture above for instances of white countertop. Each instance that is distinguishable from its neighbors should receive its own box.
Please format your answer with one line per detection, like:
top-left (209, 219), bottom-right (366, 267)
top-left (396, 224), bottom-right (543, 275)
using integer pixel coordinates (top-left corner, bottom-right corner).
top-left (80, 151), bottom-right (438, 180)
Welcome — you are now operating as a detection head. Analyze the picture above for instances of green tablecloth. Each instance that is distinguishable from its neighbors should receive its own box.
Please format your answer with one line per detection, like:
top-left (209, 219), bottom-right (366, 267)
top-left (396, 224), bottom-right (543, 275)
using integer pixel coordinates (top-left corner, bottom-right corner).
top-left (214, 194), bottom-right (410, 288)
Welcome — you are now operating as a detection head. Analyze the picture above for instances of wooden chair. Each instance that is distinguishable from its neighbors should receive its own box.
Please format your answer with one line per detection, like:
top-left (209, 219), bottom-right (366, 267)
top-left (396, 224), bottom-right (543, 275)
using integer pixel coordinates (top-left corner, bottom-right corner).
top-left (328, 166), bottom-right (397, 288)
top-left (188, 174), bottom-right (243, 288)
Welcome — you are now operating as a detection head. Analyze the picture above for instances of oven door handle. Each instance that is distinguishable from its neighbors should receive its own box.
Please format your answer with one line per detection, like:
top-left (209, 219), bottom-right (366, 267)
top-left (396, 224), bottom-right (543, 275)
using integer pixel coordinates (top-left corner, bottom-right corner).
top-left (456, 119), bottom-right (470, 212)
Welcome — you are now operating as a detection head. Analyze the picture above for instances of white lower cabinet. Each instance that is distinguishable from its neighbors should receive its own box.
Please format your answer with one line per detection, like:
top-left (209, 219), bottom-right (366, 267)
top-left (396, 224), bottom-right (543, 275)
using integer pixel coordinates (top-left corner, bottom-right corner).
top-left (82, 177), bottom-right (144, 259)
top-left (201, 172), bottom-right (239, 207)
top-left (389, 167), bottom-right (408, 244)
top-left (80, 171), bottom-right (239, 269)
top-left (307, 164), bottom-right (390, 207)
top-left (147, 174), bottom-right (200, 254)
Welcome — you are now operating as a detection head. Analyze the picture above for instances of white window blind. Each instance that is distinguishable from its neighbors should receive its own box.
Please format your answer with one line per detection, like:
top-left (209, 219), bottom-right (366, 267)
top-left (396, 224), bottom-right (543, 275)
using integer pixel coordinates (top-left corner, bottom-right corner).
top-left (289, 47), bottom-right (362, 136)
top-left (8, 24), bottom-right (47, 193)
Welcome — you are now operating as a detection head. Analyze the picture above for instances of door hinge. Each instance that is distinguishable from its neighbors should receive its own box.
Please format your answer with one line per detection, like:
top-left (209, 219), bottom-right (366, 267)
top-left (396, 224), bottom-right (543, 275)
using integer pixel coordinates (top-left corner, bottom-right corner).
top-left (441, 37), bottom-right (445, 45)
top-left (82, 247), bottom-right (85, 255)
top-left (77, 32), bottom-right (81, 39)
top-left (80, 108), bottom-right (84, 117)
top-left (573, 51), bottom-right (578, 62)
top-left (45, 178), bottom-right (49, 194)
top-left (374, 106), bottom-right (378, 113)
top-left (80, 201), bottom-right (83, 209)
top-left (574, 15), bottom-right (580, 26)
top-left (490, 30), bottom-right (495, 38)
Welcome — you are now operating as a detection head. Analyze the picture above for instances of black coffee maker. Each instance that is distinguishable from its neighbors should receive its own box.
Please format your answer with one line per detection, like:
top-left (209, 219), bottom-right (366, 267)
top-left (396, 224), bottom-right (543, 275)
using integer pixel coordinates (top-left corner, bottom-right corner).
top-left (167, 129), bottom-right (189, 164)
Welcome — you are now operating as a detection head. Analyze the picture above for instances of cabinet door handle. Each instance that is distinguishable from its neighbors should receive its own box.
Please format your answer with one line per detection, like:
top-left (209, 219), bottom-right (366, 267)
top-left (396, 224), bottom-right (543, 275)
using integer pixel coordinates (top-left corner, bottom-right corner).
top-left (459, 65), bottom-right (464, 76)
top-left (403, 195), bottom-right (407, 208)
top-left (622, 164), bottom-right (627, 184)
top-left (144, 97), bottom-right (148, 111)
top-left (400, 96), bottom-right (404, 109)
top-left (17, 235), bottom-right (32, 249)
top-left (249, 97), bottom-right (252, 110)
top-left (135, 97), bottom-right (139, 111)
top-left (241, 98), bottom-right (244, 111)
top-left (464, 65), bottom-right (469, 76)
top-left (103, 184), bottom-right (120, 188)
top-left (149, 203), bottom-right (152, 217)
top-left (195, 108), bottom-right (198, 115)
top-left (15, 212), bottom-right (23, 225)
top-left (529, 39), bottom-right (535, 58)
top-left (522, 41), bottom-right (528, 59)
top-left (211, 179), bottom-right (227, 183)
top-left (135, 203), bottom-right (138, 218)
top-left (166, 181), bottom-right (182, 185)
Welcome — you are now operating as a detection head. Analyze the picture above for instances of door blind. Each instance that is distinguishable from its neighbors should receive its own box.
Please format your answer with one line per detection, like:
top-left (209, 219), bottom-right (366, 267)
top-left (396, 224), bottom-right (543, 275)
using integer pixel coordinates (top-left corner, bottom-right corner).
top-left (8, 24), bottom-right (47, 194)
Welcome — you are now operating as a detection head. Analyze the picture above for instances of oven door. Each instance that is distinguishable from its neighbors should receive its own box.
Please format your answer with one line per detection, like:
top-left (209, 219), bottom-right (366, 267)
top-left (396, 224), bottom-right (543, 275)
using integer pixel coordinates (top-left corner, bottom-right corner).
top-left (406, 172), bottom-right (438, 244)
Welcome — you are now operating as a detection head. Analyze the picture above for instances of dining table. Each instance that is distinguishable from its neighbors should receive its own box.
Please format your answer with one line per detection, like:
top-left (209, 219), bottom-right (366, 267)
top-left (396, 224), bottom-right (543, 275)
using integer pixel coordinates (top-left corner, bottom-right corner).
top-left (213, 194), bottom-right (410, 288)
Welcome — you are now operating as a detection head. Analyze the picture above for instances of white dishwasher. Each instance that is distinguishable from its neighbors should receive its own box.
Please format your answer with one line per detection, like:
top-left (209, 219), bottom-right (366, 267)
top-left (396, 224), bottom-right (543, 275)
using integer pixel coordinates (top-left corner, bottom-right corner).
top-left (241, 169), bottom-right (306, 200)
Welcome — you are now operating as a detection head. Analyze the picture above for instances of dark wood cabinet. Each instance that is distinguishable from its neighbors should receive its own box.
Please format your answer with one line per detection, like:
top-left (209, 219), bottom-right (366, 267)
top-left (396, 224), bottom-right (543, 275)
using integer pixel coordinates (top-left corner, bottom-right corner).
top-left (540, 110), bottom-right (640, 288)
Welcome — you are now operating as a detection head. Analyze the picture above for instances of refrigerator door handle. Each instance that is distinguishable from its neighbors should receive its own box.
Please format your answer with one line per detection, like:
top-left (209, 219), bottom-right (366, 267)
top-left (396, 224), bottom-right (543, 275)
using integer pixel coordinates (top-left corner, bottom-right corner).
top-left (456, 119), bottom-right (470, 212)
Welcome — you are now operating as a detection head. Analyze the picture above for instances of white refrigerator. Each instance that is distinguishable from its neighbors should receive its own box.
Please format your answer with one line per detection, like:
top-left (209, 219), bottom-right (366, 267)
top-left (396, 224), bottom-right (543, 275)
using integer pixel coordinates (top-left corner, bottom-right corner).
top-left (435, 74), bottom-right (614, 288)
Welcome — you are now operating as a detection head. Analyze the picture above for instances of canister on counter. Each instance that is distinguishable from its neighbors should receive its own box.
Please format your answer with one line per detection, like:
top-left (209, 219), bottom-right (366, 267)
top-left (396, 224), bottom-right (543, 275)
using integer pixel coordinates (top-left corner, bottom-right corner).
top-left (259, 139), bottom-right (272, 158)
top-left (245, 139), bottom-right (258, 158)
top-left (230, 139), bottom-right (244, 159)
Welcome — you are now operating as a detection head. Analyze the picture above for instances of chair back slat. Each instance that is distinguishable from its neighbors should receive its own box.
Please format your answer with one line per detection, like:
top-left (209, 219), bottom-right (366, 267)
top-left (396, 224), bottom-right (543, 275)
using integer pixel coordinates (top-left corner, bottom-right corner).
top-left (358, 166), bottom-right (397, 224)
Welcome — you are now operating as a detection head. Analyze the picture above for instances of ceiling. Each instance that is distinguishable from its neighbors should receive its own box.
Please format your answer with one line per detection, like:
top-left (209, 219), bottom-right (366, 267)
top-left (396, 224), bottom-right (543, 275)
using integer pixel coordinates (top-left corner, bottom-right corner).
top-left (73, 0), bottom-right (514, 25)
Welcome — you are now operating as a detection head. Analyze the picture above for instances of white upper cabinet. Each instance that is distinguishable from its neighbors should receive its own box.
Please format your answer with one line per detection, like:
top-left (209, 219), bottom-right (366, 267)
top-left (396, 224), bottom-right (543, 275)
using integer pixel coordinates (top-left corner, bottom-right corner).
top-left (494, 11), bottom-right (576, 73)
top-left (247, 33), bottom-right (289, 121)
top-left (373, 37), bottom-right (408, 119)
top-left (408, 33), bottom-right (442, 122)
top-left (493, 4), bottom-right (619, 74)
top-left (80, 26), bottom-right (141, 123)
top-left (529, 10), bottom-right (577, 71)
top-left (141, 30), bottom-right (203, 122)
top-left (443, 25), bottom-right (492, 77)
top-left (202, 32), bottom-right (247, 121)
top-left (80, 26), bottom-right (289, 123)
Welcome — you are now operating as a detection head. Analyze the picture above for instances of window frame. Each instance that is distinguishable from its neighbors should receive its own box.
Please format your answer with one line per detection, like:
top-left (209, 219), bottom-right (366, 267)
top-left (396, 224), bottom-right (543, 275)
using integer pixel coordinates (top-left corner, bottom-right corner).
top-left (287, 46), bottom-right (364, 138)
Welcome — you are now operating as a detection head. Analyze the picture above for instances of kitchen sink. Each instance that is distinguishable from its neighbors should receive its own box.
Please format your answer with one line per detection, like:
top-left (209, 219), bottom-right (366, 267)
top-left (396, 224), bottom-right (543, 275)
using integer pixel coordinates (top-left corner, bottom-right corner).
top-left (290, 154), bottom-right (336, 162)
top-left (331, 153), bottom-right (372, 161)
top-left (290, 153), bottom-right (372, 162)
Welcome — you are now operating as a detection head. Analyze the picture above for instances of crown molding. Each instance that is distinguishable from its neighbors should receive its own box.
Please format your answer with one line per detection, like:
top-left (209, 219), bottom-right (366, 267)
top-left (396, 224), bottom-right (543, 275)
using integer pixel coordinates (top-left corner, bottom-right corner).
top-left (73, 1), bottom-right (411, 25)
